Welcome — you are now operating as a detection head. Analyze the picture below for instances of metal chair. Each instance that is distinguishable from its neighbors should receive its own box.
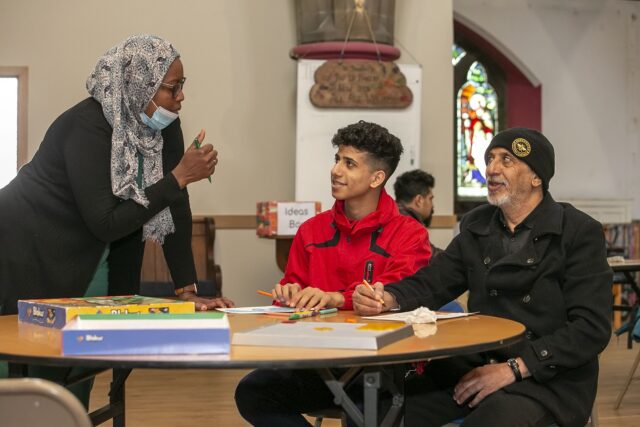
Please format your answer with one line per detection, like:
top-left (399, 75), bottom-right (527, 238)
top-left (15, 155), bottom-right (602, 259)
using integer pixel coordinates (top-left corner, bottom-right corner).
top-left (0, 378), bottom-right (92, 427)
top-left (614, 305), bottom-right (640, 409)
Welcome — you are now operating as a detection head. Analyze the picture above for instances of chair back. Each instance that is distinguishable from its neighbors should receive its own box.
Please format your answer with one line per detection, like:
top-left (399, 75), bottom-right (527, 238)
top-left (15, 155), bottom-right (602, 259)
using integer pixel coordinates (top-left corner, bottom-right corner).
top-left (0, 378), bottom-right (92, 427)
top-left (140, 216), bottom-right (222, 297)
top-left (438, 300), bottom-right (465, 313)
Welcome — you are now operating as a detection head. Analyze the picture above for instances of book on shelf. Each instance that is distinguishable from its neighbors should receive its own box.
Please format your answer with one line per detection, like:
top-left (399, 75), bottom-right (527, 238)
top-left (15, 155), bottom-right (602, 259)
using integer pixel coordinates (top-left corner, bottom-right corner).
top-left (18, 295), bottom-right (195, 329)
top-left (232, 321), bottom-right (414, 350)
top-left (62, 312), bottom-right (230, 356)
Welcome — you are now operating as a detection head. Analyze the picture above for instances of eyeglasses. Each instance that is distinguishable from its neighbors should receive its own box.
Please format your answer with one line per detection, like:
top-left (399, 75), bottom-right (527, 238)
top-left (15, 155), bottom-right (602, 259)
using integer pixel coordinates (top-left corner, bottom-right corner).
top-left (159, 77), bottom-right (186, 98)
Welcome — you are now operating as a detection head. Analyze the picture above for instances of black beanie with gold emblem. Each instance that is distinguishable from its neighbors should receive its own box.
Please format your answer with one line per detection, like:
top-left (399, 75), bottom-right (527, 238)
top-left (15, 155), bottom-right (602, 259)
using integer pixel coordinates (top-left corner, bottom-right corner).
top-left (484, 128), bottom-right (555, 191)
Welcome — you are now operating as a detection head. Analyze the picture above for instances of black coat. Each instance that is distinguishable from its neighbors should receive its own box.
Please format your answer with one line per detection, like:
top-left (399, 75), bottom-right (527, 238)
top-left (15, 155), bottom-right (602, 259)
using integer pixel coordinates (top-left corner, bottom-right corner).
top-left (0, 98), bottom-right (197, 314)
top-left (386, 194), bottom-right (612, 427)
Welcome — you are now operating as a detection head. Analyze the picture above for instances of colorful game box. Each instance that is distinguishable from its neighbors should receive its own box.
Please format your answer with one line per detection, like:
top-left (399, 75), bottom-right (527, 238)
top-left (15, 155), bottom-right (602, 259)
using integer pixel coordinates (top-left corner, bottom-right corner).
top-left (18, 295), bottom-right (195, 329)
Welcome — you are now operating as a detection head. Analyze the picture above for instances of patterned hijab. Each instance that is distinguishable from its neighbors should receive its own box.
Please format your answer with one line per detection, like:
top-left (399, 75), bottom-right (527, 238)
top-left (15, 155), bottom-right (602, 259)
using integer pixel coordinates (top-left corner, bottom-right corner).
top-left (86, 34), bottom-right (179, 244)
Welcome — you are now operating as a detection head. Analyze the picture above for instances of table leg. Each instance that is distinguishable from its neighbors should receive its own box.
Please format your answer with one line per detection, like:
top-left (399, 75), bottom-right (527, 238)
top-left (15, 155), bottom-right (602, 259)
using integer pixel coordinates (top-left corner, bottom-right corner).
top-left (317, 367), bottom-right (404, 427)
top-left (363, 371), bottom-right (380, 427)
top-left (317, 368), bottom-right (364, 427)
top-left (88, 368), bottom-right (131, 427)
top-left (110, 369), bottom-right (130, 427)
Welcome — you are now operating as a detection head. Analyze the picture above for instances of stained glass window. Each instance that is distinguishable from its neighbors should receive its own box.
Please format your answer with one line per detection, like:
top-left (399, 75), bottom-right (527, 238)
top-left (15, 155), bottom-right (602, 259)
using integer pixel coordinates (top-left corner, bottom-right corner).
top-left (452, 44), bottom-right (466, 66)
top-left (456, 61), bottom-right (498, 199)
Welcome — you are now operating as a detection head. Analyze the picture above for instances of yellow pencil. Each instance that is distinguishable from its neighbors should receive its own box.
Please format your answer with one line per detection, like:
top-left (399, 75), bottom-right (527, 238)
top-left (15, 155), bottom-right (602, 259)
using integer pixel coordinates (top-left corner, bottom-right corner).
top-left (363, 279), bottom-right (385, 306)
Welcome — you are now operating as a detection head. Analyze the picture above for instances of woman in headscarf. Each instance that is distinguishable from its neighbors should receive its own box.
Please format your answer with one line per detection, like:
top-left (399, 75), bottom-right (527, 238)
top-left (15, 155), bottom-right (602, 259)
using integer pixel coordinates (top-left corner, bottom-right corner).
top-left (0, 34), bottom-right (233, 311)
top-left (0, 34), bottom-right (234, 404)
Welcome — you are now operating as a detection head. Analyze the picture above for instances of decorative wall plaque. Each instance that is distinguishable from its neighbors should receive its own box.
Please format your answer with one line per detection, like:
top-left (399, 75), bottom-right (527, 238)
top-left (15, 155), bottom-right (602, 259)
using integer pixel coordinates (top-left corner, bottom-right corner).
top-left (309, 59), bottom-right (413, 108)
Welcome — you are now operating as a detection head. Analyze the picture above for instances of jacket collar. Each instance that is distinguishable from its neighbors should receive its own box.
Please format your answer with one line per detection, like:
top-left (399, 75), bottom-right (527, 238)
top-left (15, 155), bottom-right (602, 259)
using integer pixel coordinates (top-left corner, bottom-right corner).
top-left (397, 203), bottom-right (424, 223)
top-left (332, 189), bottom-right (399, 235)
top-left (466, 192), bottom-right (564, 238)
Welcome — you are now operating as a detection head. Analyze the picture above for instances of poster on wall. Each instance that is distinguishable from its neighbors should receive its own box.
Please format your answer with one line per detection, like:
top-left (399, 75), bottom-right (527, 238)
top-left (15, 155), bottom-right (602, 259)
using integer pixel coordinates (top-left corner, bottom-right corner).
top-left (295, 59), bottom-right (422, 211)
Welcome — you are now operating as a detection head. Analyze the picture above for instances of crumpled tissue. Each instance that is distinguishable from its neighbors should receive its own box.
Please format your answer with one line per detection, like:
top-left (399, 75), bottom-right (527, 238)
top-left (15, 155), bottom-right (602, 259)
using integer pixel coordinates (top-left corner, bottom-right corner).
top-left (403, 307), bottom-right (437, 324)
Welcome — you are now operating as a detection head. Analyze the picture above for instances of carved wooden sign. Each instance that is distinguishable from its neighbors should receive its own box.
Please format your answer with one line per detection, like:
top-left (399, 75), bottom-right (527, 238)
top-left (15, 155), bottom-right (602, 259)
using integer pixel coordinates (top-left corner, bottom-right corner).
top-left (310, 60), bottom-right (413, 109)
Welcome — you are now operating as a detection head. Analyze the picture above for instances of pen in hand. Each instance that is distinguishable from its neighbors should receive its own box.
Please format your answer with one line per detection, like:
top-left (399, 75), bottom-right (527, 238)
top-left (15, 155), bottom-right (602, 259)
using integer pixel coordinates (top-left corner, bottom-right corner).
top-left (363, 279), bottom-right (385, 306)
top-left (193, 136), bottom-right (212, 183)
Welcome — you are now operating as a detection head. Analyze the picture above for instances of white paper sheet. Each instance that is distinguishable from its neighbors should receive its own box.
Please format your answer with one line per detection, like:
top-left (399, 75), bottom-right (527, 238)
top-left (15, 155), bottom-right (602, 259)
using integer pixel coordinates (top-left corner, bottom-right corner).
top-left (216, 306), bottom-right (295, 315)
top-left (362, 311), bottom-right (478, 322)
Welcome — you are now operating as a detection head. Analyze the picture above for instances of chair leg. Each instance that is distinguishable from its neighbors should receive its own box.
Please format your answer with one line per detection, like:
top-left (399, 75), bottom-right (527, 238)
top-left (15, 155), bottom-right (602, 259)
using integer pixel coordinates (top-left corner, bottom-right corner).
top-left (314, 416), bottom-right (323, 427)
top-left (614, 348), bottom-right (640, 409)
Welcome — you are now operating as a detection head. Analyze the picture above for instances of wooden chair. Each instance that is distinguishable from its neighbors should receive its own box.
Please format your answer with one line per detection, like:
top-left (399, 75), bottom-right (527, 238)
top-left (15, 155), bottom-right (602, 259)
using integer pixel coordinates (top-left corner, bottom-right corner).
top-left (140, 216), bottom-right (222, 297)
top-left (0, 378), bottom-right (92, 427)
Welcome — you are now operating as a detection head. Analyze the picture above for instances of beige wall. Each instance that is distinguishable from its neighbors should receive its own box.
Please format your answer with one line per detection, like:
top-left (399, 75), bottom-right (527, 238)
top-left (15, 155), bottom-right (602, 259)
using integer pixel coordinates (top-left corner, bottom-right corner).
top-left (0, 0), bottom-right (454, 305)
top-left (396, 0), bottom-right (454, 250)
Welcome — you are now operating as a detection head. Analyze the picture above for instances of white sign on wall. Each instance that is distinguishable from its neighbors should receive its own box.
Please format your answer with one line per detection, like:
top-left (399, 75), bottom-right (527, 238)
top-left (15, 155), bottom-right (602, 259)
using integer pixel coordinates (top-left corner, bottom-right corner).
top-left (276, 202), bottom-right (319, 236)
top-left (295, 59), bottom-right (423, 211)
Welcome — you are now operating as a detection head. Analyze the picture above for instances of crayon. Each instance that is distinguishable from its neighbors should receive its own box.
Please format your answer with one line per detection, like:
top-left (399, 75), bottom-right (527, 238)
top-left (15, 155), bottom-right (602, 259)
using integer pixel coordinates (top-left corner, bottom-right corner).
top-left (256, 290), bottom-right (274, 298)
top-left (288, 307), bottom-right (338, 320)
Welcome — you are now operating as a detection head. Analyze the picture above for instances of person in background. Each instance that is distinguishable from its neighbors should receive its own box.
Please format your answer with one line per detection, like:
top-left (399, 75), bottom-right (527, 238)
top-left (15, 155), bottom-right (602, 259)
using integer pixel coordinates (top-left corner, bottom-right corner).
top-left (393, 169), bottom-right (442, 257)
top-left (353, 128), bottom-right (612, 427)
top-left (0, 34), bottom-right (233, 406)
top-left (235, 120), bottom-right (431, 426)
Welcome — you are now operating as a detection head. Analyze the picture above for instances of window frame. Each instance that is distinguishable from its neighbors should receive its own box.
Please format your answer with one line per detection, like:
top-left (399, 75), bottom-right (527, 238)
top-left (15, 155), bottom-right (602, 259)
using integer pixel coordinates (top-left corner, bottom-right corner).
top-left (0, 67), bottom-right (28, 171)
top-left (453, 43), bottom-right (506, 216)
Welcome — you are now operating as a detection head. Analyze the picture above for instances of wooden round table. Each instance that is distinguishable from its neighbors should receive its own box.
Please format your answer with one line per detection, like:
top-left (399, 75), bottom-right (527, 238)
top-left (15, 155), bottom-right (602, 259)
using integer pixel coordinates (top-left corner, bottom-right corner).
top-left (0, 312), bottom-right (525, 427)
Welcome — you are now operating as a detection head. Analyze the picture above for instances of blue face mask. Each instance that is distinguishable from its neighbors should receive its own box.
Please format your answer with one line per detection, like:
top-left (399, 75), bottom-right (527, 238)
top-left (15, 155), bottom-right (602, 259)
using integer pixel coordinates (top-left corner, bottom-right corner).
top-left (140, 100), bottom-right (179, 131)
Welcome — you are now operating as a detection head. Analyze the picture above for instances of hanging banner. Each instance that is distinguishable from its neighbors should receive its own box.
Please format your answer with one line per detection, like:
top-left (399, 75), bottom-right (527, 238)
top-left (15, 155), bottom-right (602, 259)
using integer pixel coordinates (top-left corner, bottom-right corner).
top-left (309, 59), bottom-right (413, 109)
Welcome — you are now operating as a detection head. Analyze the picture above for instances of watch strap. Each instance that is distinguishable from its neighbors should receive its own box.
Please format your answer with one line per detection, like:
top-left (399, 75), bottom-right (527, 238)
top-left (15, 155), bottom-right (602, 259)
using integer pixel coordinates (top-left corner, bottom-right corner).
top-left (507, 358), bottom-right (523, 382)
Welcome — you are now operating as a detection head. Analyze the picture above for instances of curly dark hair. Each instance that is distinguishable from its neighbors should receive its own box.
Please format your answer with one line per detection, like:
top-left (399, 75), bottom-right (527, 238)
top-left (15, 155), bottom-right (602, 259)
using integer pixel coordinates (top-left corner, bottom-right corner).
top-left (393, 169), bottom-right (435, 203)
top-left (331, 120), bottom-right (403, 182)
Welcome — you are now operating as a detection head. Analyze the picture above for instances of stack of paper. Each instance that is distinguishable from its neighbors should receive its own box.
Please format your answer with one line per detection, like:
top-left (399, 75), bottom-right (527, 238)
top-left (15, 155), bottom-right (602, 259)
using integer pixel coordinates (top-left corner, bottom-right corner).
top-left (62, 312), bottom-right (230, 356)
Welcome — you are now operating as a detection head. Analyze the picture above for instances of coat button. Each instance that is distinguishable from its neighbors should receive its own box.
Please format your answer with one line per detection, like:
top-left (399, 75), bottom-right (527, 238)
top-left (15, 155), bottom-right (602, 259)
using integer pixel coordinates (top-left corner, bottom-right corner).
top-left (540, 349), bottom-right (548, 357)
top-left (525, 331), bottom-right (533, 339)
top-left (526, 257), bottom-right (535, 264)
top-left (483, 257), bottom-right (491, 265)
top-left (489, 289), bottom-right (498, 297)
top-left (522, 294), bottom-right (531, 303)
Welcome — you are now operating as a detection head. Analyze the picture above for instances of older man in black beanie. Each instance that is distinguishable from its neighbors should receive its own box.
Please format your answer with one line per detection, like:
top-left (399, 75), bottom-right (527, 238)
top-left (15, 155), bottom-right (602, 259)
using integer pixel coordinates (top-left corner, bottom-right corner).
top-left (353, 128), bottom-right (612, 427)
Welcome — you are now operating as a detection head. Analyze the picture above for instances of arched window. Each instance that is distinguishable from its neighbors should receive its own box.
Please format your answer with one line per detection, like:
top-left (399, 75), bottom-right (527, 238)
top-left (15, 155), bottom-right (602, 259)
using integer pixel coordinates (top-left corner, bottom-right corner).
top-left (453, 19), bottom-right (541, 216)
top-left (456, 60), bottom-right (498, 200)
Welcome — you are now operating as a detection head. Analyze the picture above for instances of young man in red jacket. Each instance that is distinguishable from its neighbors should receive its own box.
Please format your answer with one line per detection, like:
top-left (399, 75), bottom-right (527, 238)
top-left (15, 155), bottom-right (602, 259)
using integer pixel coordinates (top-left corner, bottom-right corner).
top-left (274, 121), bottom-right (431, 311)
top-left (235, 120), bottom-right (431, 426)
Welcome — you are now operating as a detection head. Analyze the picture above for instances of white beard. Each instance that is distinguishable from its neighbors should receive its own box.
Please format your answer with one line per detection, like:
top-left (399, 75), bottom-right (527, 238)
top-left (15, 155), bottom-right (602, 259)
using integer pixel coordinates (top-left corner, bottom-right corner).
top-left (487, 191), bottom-right (510, 206)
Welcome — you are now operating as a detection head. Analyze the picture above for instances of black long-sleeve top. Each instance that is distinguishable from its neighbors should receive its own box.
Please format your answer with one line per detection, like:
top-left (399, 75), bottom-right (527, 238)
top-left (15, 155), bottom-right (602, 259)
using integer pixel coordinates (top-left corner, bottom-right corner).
top-left (0, 98), bottom-right (196, 314)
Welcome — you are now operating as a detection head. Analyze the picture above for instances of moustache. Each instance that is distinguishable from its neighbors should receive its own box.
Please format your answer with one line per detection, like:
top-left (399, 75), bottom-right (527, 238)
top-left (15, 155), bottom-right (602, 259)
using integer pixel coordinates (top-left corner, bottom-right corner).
top-left (488, 178), bottom-right (508, 186)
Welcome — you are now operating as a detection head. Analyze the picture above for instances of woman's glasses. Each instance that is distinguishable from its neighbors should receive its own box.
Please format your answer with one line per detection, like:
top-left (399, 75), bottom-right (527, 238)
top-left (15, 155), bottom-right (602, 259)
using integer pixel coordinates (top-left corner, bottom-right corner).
top-left (160, 77), bottom-right (186, 98)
